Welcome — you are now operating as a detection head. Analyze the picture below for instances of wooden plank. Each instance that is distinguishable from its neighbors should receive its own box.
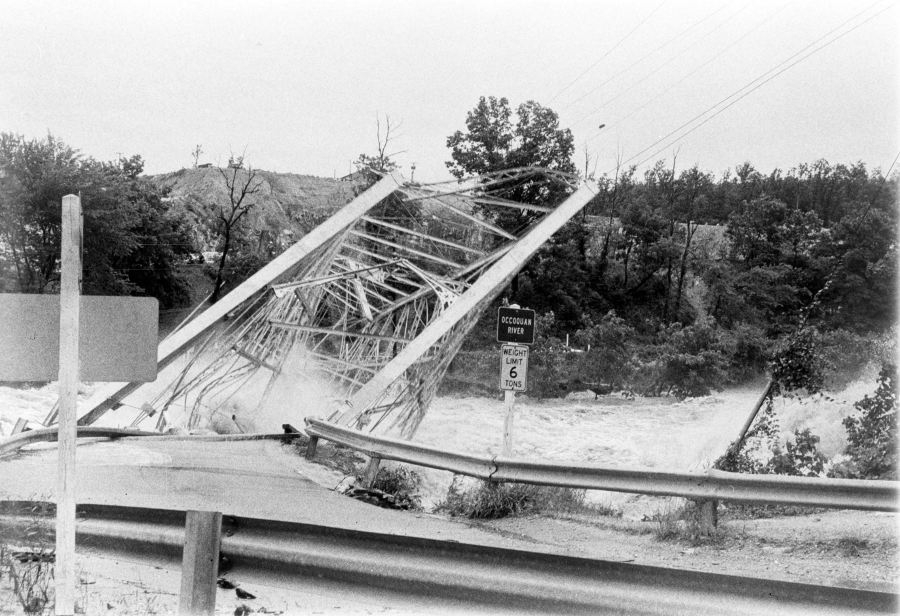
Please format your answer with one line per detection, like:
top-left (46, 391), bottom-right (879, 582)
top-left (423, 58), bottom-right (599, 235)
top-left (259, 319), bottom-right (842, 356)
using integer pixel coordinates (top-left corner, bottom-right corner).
top-left (178, 510), bottom-right (222, 616)
top-left (55, 194), bottom-right (80, 616)
top-left (76, 174), bottom-right (401, 426)
top-left (341, 182), bottom-right (596, 419)
top-left (361, 457), bottom-right (382, 488)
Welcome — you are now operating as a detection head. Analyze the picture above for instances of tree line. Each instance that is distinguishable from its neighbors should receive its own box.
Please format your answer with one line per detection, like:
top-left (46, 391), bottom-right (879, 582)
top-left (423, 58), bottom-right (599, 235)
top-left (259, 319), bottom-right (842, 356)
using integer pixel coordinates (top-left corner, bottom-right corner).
top-left (442, 96), bottom-right (897, 399)
top-left (0, 133), bottom-right (195, 308)
top-left (1, 97), bottom-right (895, 401)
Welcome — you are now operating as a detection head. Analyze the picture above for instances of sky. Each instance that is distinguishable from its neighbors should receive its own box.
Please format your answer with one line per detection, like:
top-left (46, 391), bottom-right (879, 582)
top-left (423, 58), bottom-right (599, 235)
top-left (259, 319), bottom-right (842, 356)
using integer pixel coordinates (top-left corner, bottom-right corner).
top-left (1, 0), bottom-right (898, 183)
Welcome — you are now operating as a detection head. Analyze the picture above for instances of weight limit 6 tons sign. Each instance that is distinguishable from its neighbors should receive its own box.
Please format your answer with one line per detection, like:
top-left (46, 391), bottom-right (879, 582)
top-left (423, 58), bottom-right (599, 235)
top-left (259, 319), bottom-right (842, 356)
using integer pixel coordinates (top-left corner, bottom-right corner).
top-left (499, 344), bottom-right (528, 391)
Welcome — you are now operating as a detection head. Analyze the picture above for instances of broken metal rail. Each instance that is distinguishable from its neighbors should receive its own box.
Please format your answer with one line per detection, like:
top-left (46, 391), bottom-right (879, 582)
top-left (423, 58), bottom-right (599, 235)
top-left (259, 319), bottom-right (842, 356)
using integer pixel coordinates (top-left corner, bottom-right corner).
top-left (0, 501), bottom-right (894, 615)
top-left (304, 418), bottom-right (899, 512)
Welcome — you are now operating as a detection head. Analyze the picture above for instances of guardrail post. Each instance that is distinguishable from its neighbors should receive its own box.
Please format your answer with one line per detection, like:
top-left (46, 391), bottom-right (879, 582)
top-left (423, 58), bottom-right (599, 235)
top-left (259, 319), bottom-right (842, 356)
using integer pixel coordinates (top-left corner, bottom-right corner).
top-left (361, 456), bottom-right (382, 488)
top-left (179, 510), bottom-right (222, 616)
top-left (305, 435), bottom-right (319, 459)
top-left (699, 500), bottom-right (717, 536)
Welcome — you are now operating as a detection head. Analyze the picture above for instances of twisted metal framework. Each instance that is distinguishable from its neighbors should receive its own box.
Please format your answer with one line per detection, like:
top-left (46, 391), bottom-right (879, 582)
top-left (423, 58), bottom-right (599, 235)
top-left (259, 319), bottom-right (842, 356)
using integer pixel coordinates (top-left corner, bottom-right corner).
top-left (76, 168), bottom-right (590, 439)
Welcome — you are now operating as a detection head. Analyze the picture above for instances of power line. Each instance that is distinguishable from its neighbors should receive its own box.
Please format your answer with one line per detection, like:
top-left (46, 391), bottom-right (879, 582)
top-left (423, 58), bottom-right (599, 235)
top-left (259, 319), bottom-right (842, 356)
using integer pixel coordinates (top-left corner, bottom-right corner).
top-left (546, 0), bottom-right (668, 105)
top-left (559, 0), bottom-right (738, 114)
top-left (568, 0), bottom-right (754, 131)
top-left (617, 0), bottom-right (893, 172)
top-left (584, 0), bottom-right (795, 144)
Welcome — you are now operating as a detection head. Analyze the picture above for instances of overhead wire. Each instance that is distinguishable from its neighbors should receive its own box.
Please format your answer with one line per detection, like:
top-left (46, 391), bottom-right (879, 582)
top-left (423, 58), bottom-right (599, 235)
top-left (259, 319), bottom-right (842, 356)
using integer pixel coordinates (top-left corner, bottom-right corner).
top-left (615, 0), bottom-right (895, 172)
top-left (568, 0), bottom-right (755, 131)
top-left (546, 0), bottom-right (668, 105)
top-left (558, 0), bottom-right (739, 114)
top-left (583, 0), bottom-right (795, 144)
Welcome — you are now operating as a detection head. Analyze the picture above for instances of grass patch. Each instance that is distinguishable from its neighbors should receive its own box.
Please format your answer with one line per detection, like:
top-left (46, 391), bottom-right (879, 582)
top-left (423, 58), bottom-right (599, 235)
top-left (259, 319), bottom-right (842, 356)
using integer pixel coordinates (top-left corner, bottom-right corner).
top-left (0, 500), bottom-right (56, 614)
top-left (651, 500), bottom-right (724, 545)
top-left (436, 477), bottom-right (618, 520)
top-left (719, 503), bottom-right (829, 520)
top-left (368, 465), bottom-right (422, 510)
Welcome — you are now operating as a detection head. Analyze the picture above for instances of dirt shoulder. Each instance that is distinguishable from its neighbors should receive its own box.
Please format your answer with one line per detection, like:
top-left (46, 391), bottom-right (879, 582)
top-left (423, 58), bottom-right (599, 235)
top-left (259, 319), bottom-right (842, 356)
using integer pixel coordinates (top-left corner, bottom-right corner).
top-left (292, 438), bottom-right (899, 593)
top-left (464, 508), bottom-right (898, 591)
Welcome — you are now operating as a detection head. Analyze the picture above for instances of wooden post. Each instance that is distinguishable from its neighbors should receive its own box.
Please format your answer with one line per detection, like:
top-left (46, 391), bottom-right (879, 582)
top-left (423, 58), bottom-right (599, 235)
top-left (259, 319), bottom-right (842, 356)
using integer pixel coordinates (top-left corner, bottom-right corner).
top-left (305, 435), bottom-right (319, 459)
top-left (361, 456), bottom-right (382, 488)
top-left (179, 510), bottom-right (222, 616)
top-left (55, 195), bottom-right (81, 616)
top-left (502, 390), bottom-right (515, 456)
top-left (699, 500), bottom-right (718, 536)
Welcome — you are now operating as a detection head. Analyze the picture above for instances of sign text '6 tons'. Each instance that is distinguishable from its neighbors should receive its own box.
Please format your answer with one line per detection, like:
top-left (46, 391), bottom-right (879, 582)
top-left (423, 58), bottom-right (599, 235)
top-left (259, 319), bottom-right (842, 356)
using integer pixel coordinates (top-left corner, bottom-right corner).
top-left (499, 344), bottom-right (528, 392)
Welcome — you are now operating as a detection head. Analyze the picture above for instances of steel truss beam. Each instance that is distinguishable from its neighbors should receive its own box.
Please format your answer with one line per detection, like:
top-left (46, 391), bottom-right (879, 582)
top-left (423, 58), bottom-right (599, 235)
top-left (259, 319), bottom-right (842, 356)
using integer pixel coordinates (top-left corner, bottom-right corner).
top-left (67, 168), bottom-right (594, 440)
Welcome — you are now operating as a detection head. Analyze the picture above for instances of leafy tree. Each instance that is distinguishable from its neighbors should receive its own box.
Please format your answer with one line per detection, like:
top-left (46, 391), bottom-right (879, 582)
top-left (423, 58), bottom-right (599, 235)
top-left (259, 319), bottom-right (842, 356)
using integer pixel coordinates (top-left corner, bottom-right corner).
top-left (446, 96), bottom-right (577, 231)
top-left (832, 364), bottom-right (897, 480)
top-left (0, 133), bottom-right (194, 307)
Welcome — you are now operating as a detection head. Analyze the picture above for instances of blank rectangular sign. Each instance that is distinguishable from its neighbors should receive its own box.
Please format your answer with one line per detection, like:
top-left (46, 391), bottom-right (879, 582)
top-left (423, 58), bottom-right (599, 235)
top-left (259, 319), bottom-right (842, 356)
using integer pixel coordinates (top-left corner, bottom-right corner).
top-left (0, 294), bottom-right (158, 382)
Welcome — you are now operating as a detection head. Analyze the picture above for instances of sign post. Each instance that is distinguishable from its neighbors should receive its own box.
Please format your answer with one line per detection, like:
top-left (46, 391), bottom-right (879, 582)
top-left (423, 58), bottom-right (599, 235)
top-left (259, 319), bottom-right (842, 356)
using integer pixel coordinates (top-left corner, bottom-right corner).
top-left (497, 307), bottom-right (535, 456)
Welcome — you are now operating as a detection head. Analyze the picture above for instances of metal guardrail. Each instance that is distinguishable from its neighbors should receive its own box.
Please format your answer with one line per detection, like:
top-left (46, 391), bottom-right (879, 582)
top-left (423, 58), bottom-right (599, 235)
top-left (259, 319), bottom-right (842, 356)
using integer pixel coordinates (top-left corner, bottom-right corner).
top-left (0, 501), bottom-right (895, 615)
top-left (305, 418), bottom-right (900, 512)
top-left (0, 427), bottom-right (161, 458)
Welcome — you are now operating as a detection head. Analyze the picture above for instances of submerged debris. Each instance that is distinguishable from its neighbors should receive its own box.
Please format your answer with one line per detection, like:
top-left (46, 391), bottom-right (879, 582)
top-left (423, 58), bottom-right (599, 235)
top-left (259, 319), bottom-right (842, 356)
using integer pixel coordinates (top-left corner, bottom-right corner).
top-left (343, 486), bottom-right (417, 510)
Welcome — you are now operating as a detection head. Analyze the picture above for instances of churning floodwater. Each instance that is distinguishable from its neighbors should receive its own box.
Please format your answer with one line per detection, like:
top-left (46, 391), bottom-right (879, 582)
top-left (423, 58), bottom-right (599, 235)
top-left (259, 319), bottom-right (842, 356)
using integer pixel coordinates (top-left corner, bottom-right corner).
top-left (0, 370), bottom-right (881, 512)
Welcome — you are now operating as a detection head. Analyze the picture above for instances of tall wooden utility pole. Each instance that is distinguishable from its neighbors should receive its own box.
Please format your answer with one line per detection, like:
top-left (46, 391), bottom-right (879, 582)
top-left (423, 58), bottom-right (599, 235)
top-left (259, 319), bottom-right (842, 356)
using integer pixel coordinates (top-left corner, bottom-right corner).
top-left (56, 194), bottom-right (81, 616)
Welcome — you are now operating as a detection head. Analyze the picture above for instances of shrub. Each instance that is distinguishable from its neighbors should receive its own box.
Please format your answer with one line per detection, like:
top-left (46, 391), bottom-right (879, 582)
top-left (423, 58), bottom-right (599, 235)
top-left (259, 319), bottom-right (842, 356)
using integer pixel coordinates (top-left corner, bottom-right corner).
top-left (831, 364), bottom-right (897, 480)
top-left (763, 428), bottom-right (828, 477)
top-left (436, 477), bottom-right (593, 519)
top-left (0, 501), bottom-right (55, 614)
top-left (653, 318), bottom-right (730, 398)
top-left (527, 316), bottom-right (579, 398)
top-left (572, 311), bottom-right (636, 386)
top-left (651, 501), bottom-right (722, 544)
top-left (370, 465), bottom-right (422, 509)
top-left (437, 479), bottom-right (534, 519)
top-left (770, 326), bottom-right (827, 395)
top-left (721, 322), bottom-right (770, 383)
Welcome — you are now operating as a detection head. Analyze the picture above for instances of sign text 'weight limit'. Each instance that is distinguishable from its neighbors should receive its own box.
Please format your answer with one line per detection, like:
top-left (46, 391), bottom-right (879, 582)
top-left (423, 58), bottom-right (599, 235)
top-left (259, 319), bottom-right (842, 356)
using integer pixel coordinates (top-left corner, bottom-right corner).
top-left (499, 344), bottom-right (528, 392)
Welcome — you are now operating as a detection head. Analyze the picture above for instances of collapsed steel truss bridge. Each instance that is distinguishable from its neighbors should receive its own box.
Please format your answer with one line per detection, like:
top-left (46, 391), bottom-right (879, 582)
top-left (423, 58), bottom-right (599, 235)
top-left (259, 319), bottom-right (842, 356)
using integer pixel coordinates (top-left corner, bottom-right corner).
top-left (58, 168), bottom-right (596, 438)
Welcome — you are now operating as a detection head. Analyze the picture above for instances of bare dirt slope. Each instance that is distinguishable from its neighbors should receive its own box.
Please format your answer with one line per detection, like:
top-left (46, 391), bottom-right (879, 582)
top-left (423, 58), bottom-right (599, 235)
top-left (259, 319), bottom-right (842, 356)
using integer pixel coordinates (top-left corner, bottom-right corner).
top-left (149, 167), bottom-right (362, 250)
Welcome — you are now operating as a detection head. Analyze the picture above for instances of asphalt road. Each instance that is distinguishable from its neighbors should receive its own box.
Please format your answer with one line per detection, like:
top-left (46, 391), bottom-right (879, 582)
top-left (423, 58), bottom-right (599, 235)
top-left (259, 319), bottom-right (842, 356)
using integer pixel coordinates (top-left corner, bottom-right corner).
top-left (0, 437), bottom-right (544, 550)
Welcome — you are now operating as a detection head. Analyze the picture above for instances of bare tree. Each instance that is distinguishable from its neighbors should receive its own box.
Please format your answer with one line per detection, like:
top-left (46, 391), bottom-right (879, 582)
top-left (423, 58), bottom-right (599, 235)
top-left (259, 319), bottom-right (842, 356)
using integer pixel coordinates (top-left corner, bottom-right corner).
top-left (191, 144), bottom-right (203, 168)
top-left (355, 113), bottom-right (407, 173)
top-left (582, 144), bottom-right (599, 181)
top-left (211, 162), bottom-right (263, 302)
